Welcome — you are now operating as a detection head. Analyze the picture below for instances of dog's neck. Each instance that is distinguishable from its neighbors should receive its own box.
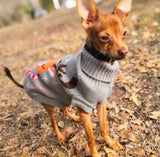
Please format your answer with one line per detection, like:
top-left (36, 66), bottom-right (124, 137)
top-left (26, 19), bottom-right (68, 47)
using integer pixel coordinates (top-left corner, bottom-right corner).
top-left (84, 45), bottom-right (115, 64)
top-left (80, 48), bottom-right (119, 83)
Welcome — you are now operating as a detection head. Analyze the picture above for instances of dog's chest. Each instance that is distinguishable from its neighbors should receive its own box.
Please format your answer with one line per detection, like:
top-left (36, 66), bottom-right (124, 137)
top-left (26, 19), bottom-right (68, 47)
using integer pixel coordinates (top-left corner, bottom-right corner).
top-left (54, 51), bottom-right (118, 105)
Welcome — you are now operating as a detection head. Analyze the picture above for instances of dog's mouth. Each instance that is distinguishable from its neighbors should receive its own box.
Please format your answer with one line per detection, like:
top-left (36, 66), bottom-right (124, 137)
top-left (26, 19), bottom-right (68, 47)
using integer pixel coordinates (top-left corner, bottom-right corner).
top-left (116, 53), bottom-right (127, 60)
top-left (104, 50), bottom-right (128, 61)
top-left (106, 54), bottom-right (126, 61)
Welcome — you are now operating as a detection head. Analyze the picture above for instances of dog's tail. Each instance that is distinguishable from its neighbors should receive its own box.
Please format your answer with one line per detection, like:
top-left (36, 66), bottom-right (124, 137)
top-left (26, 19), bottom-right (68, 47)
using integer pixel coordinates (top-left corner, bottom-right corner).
top-left (4, 67), bottom-right (24, 89)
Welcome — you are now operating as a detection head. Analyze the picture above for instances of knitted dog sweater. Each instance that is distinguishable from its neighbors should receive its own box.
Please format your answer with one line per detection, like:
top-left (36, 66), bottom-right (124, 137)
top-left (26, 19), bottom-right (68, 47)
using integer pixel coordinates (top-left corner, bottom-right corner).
top-left (23, 47), bottom-right (119, 113)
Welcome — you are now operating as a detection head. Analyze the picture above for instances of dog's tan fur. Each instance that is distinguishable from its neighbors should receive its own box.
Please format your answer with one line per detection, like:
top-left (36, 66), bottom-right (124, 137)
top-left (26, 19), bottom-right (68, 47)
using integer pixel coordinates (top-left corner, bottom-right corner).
top-left (4, 0), bottom-right (132, 156)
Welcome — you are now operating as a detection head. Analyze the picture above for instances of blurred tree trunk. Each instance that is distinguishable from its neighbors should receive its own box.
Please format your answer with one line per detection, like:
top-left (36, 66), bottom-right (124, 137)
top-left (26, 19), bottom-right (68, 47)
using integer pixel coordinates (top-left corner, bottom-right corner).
top-left (52, 0), bottom-right (60, 10)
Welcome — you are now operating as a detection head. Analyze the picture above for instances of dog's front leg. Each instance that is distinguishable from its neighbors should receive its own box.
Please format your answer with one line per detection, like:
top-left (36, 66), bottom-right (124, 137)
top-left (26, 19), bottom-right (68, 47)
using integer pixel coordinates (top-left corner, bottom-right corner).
top-left (78, 108), bottom-right (100, 157)
top-left (97, 103), bottom-right (122, 150)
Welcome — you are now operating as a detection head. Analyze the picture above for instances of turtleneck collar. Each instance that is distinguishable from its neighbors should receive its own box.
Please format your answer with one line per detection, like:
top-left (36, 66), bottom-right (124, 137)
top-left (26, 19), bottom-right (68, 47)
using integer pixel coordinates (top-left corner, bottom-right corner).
top-left (80, 48), bottom-right (119, 83)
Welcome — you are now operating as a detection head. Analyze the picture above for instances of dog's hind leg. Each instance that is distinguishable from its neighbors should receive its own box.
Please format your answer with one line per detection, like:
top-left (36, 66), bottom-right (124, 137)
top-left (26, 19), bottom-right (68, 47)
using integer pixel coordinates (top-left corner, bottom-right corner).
top-left (97, 103), bottom-right (122, 150)
top-left (42, 104), bottom-right (68, 145)
top-left (61, 108), bottom-right (80, 122)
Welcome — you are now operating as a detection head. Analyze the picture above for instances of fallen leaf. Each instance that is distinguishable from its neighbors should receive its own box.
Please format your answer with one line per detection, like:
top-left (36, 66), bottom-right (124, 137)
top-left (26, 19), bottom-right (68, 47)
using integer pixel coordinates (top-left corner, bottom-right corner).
top-left (149, 111), bottom-right (160, 120)
top-left (57, 150), bottom-right (65, 157)
top-left (128, 144), bottom-right (134, 148)
top-left (152, 21), bottom-right (159, 26)
top-left (131, 119), bottom-right (142, 125)
top-left (69, 133), bottom-right (79, 142)
top-left (125, 133), bottom-right (137, 142)
top-left (132, 96), bottom-right (141, 107)
top-left (96, 135), bottom-right (105, 144)
top-left (92, 123), bottom-right (97, 129)
top-left (142, 31), bottom-right (151, 40)
top-left (132, 148), bottom-right (145, 156)
top-left (104, 146), bottom-right (117, 157)
top-left (137, 66), bottom-right (148, 73)
top-left (145, 120), bottom-right (152, 128)
top-left (61, 146), bottom-right (70, 156)
top-left (58, 121), bottom-right (64, 128)
top-left (135, 48), bottom-right (142, 53)
top-left (150, 155), bottom-right (158, 157)
top-left (147, 60), bottom-right (156, 68)
top-left (74, 146), bottom-right (85, 157)
top-left (117, 122), bottom-right (128, 131)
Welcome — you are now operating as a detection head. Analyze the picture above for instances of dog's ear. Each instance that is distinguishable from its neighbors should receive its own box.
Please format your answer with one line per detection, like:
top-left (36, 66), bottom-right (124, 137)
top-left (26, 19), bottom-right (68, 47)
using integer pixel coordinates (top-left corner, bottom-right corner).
top-left (77, 0), bottom-right (99, 29)
top-left (113, 0), bottom-right (132, 23)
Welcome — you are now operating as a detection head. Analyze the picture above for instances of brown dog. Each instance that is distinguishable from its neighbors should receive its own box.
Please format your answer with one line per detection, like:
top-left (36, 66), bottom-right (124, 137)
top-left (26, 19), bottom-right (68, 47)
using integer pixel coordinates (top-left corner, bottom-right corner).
top-left (4, 0), bottom-right (132, 156)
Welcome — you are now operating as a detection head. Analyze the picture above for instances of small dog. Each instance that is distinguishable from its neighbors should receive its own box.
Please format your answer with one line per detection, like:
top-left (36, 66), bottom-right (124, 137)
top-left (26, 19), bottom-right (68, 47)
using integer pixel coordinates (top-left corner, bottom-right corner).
top-left (4, 0), bottom-right (132, 156)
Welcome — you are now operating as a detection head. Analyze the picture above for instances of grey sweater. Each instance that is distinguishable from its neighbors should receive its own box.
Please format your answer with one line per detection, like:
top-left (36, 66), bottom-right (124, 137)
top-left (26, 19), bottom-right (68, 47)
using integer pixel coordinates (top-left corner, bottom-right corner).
top-left (23, 48), bottom-right (119, 113)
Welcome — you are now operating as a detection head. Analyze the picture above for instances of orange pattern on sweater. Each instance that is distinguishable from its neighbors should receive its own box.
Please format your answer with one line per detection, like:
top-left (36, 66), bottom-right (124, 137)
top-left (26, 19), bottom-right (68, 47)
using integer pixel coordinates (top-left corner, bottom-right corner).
top-left (35, 60), bottom-right (57, 76)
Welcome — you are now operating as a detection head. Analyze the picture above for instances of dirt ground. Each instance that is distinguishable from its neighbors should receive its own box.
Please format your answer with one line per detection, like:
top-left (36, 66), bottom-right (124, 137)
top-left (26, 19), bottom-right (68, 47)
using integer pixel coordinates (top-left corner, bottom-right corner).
top-left (0, 0), bottom-right (160, 156)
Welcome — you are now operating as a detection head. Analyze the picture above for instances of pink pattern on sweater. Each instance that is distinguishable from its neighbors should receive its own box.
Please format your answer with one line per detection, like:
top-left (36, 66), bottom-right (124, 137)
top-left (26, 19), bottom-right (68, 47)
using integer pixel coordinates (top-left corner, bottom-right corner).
top-left (26, 70), bottom-right (40, 79)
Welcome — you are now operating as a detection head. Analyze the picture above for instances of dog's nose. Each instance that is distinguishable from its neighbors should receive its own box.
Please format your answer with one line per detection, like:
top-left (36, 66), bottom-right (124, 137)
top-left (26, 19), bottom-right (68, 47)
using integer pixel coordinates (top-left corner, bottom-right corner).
top-left (118, 49), bottom-right (128, 56)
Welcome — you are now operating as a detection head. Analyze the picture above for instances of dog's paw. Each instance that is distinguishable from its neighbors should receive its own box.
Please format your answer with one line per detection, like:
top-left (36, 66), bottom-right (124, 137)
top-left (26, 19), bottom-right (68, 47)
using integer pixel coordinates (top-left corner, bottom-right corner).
top-left (92, 153), bottom-right (101, 157)
top-left (73, 116), bottom-right (81, 122)
top-left (57, 131), bottom-right (68, 145)
top-left (104, 136), bottom-right (122, 150)
top-left (110, 141), bottom-right (122, 150)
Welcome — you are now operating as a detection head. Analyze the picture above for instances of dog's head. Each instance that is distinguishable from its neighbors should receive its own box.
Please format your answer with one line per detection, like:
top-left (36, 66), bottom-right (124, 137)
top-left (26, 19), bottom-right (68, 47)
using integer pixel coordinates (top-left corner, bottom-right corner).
top-left (77, 0), bottom-right (132, 60)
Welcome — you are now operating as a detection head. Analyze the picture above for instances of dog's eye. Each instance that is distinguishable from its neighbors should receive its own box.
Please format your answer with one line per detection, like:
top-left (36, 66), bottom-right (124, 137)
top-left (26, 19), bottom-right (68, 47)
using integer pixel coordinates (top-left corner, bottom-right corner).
top-left (123, 30), bottom-right (127, 36)
top-left (100, 35), bottom-right (110, 42)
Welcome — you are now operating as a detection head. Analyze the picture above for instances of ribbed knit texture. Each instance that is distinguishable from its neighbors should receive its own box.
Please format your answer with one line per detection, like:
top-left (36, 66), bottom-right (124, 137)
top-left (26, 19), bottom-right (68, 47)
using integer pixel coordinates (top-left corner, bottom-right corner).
top-left (81, 49), bottom-right (119, 82)
top-left (23, 48), bottom-right (119, 113)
